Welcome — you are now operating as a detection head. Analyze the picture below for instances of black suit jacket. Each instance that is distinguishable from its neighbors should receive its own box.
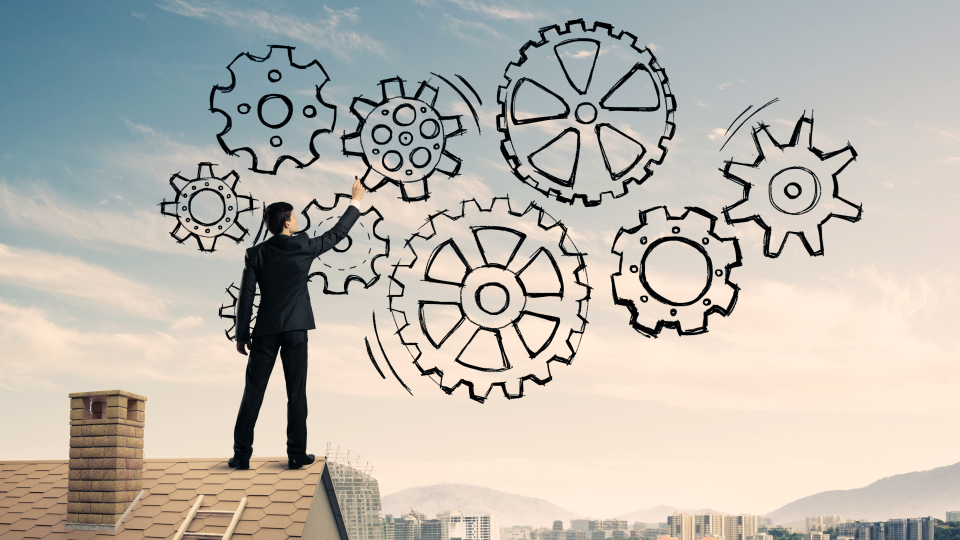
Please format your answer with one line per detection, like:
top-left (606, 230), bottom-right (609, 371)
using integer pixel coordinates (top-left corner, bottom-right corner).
top-left (236, 206), bottom-right (360, 341)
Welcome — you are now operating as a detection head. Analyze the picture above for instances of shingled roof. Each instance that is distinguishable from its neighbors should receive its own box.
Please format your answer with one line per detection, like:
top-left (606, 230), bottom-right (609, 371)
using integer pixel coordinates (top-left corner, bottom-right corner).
top-left (0, 457), bottom-right (343, 540)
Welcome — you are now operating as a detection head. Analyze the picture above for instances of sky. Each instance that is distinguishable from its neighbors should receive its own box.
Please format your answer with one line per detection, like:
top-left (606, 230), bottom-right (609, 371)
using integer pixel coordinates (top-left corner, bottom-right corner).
top-left (1, 0), bottom-right (960, 523)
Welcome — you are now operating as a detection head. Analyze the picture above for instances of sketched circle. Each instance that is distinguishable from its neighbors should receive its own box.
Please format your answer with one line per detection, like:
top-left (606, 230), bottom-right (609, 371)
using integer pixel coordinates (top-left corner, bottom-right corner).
top-left (175, 175), bottom-right (241, 239)
top-left (388, 198), bottom-right (590, 402)
top-left (611, 206), bottom-right (741, 336)
top-left (497, 19), bottom-right (676, 206)
top-left (361, 97), bottom-right (445, 181)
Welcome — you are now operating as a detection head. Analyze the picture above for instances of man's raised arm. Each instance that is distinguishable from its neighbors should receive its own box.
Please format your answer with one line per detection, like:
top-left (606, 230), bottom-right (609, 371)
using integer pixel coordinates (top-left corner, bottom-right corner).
top-left (309, 179), bottom-right (366, 257)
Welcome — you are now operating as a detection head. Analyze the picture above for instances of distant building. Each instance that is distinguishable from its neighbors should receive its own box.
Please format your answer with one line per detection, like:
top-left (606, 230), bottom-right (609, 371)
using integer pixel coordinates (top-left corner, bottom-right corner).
top-left (808, 517), bottom-right (844, 533)
top-left (746, 534), bottom-right (772, 540)
top-left (697, 514), bottom-right (726, 540)
top-left (947, 513), bottom-right (960, 524)
top-left (803, 532), bottom-right (830, 540)
top-left (326, 455), bottom-right (384, 540)
top-left (556, 522), bottom-right (566, 532)
top-left (573, 521), bottom-right (593, 532)
top-left (422, 520), bottom-right (443, 540)
top-left (887, 518), bottom-right (933, 540)
top-left (725, 515), bottom-right (759, 540)
top-left (669, 514), bottom-right (696, 540)
top-left (501, 528), bottom-right (531, 540)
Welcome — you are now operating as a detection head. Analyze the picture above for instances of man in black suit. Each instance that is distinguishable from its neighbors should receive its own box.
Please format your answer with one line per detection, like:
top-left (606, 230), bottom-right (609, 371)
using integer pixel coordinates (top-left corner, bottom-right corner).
top-left (230, 179), bottom-right (365, 470)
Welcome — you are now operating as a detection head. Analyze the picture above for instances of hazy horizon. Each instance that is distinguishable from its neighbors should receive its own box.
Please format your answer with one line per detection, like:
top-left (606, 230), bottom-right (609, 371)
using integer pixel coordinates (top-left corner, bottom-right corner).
top-left (1, 0), bottom-right (959, 520)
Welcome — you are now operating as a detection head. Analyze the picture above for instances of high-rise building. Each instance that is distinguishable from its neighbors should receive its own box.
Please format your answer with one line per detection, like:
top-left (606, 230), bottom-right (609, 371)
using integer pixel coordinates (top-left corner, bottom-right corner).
top-left (556, 522), bottom-right (566, 532)
top-left (573, 521), bottom-right (593, 532)
top-left (803, 532), bottom-right (830, 540)
top-left (808, 517), bottom-right (844, 533)
top-left (696, 514), bottom-right (726, 540)
top-left (670, 514), bottom-right (696, 540)
top-left (724, 515), bottom-right (758, 540)
top-left (947, 513), bottom-right (960, 523)
top-left (326, 451), bottom-right (384, 540)
top-left (423, 520), bottom-right (443, 540)
top-left (439, 512), bottom-right (499, 540)
top-left (887, 518), bottom-right (933, 540)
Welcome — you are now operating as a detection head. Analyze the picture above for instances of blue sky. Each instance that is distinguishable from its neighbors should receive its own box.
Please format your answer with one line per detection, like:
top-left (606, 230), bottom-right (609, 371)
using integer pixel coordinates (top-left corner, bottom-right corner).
top-left (2, 0), bottom-right (960, 520)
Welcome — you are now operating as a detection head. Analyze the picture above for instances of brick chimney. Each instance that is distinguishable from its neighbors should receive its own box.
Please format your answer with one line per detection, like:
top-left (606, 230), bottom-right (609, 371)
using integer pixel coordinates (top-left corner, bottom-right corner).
top-left (66, 390), bottom-right (147, 530)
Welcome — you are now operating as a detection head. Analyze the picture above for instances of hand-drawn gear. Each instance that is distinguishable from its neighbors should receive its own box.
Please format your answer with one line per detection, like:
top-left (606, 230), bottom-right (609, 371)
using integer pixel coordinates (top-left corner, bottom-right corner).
top-left (342, 77), bottom-right (464, 202)
top-left (388, 197), bottom-right (590, 402)
top-left (722, 114), bottom-right (862, 257)
top-left (497, 19), bottom-right (676, 206)
top-left (211, 45), bottom-right (336, 174)
top-left (219, 282), bottom-right (259, 342)
top-left (159, 163), bottom-right (255, 252)
top-left (300, 194), bottom-right (390, 294)
top-left (612, 206), bottom-right (741, 336)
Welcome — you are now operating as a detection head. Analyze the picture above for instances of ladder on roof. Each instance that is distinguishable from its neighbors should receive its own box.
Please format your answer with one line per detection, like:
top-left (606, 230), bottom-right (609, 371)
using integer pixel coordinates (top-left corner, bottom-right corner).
top-left (173, 495), bottom-right (248, 540)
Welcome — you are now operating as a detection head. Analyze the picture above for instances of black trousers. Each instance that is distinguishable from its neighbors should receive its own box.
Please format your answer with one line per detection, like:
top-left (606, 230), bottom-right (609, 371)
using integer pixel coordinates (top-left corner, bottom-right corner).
top-left (233, 330), bottom-right (309, 459)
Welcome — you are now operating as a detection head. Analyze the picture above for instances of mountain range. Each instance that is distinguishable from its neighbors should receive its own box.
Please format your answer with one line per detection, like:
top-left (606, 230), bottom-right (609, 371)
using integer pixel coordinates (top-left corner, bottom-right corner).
top-left (381, 460), bottom-right (960, 527)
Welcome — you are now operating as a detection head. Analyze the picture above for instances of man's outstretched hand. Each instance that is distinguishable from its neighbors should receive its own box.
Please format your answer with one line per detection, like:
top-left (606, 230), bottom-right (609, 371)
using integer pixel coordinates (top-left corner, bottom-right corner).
top-left (236, 340), bottom-right (250, 356)
top-left (352, 178), bottom-right (365, 201)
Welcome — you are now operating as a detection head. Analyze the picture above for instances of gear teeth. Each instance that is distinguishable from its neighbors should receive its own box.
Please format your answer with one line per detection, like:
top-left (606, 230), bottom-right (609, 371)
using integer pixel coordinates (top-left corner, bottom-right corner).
top-left (196, 235), bottom-right (218, 252)
top-left (800, 227), bottom-right (824, 255)
top-left (351, 97), bottom-right (379, 122)
top-left (381, 77), bottom-right (405, 100)
top-left (724, 197), bottom-right (756, 224)
top-left (766, 227), bottom-right (789, 257)
top-left (400, 179), bottom-right (428, 201)
top-left (707, 281), bottom-right (736, 314)
top-left (795, 115), bottom-right (814, 148)
top-left (436, 151), bottom-right (462, 177)
top-left (756, 124), bottom-right (782, 161)
top-left (170, 173), bottom-right (190, 194)
top-left (342, 132), bottom-right (364, 156)
top-left (414, 81), bottom-right (439, 107)
top-left (499, 378), bottom-right (523, 399)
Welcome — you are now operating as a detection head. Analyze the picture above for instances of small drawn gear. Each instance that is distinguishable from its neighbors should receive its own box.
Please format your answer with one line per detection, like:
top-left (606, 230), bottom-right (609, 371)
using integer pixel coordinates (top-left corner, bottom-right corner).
top-left (722, 114), bottom-right (862, 257)
top-left (612, 206), bottom-right (741, 336)
top-left (211, 45), bottom-right (336, 174)
top-left (497, 19), bottom-right (676, 206)
top-left (300, 194), bottom-right (390, 294)
top-left (342, 77), bottom-right (464, 202)
top-left (219, 282), bottom-right (259, 342)
top-left (159, 163), bottom-right (255, 252)
top-left (388, 197), bottom-right (590, 402)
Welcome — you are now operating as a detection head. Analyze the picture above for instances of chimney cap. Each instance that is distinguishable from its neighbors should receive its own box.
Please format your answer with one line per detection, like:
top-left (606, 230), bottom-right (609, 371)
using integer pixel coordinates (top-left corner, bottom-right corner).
top-left (69, 390), bottom-right (148, 400)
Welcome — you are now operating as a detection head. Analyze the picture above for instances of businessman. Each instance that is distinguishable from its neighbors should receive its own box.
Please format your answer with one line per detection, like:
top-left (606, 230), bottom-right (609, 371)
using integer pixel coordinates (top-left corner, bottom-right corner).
top-left (230, 179), bottom-right (365, 470)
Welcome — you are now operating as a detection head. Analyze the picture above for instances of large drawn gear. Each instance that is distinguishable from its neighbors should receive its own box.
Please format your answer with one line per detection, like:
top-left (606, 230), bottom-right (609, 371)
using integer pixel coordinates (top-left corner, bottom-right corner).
top-left (388, 197), bottom-right (590, 402)
top-left (612, 206), bottom-right (741, 336)
top-left (342, 77), bottom-right (464, 202)
top-left (159, 163), bottom-right (255, 252)
top-left (722, 114), bottom-right (862, 257)
top-left (300, 194), bottom-right (390, 294)
top-left (497, 19), bottom-right (676, 206)
top-left (211, 45), bottom-right (336, 174)
top-left (219, 282), bottom-right (259, 342)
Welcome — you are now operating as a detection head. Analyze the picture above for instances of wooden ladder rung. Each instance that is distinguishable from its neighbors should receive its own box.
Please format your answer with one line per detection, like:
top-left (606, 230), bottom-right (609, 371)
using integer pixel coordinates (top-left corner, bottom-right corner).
top-left (173, 495), bottom-right (249, 540)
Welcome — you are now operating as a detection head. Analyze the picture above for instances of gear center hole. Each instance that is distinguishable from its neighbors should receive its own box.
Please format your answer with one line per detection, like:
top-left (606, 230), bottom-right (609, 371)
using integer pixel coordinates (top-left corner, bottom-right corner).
top-left (189, 189), bottom-right (226, 226)
top-left (476, 282), bottom-right (510, 315)
top-left (642, 239), bottom-right (710, 305)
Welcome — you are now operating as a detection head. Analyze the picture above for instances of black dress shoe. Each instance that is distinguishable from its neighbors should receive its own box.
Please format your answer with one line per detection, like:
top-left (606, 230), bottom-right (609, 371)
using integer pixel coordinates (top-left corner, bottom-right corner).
top-left (228, 456), bottom-right (250, 470)
top-left (288, 453), bottom-right (315, 469)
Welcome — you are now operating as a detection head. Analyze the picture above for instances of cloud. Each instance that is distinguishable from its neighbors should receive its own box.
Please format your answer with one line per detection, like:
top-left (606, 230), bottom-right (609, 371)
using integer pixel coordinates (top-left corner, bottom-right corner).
top-left (707, 127), bottom-right (727, 141)
top-left (0, 244), bottom-right (171, 320)
top-left (695, 99), bottom-right (710, 109)
top-left (0, 298), bottom-right (392, 397)
top-left (131, 11), bottom-right (146, 19)
top-left (717, 82), bottom-right (731, 90)
top-left (647, 42), bottom-right (661, 52)
top-left (443, 0), bottom-right (538, 20)
top-left (574, 270), bottom-right (960, 415)
top-left (935, 156), bottom-right (960, 164)
top-left (440, 13), bottom-right (509, 44)
top-left (171, 316), bottom-right (204, 330)
top-left (156, 0), bottom-right (388, 59)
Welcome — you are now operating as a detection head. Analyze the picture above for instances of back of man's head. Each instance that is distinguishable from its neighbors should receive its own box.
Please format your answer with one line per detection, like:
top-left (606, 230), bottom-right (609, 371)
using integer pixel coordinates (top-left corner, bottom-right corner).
top-left (264, 202), bottom-right (294, 236)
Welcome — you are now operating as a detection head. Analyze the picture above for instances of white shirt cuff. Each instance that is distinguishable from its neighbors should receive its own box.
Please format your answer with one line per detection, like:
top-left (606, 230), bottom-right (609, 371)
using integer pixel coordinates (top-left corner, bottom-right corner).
top-left (350, 200), bottom-right (361, 209)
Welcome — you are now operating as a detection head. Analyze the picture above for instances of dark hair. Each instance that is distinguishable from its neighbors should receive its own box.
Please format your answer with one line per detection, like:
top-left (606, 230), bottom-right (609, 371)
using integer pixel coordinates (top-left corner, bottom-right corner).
top-left (264, 202), bottom-right (294, 235)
